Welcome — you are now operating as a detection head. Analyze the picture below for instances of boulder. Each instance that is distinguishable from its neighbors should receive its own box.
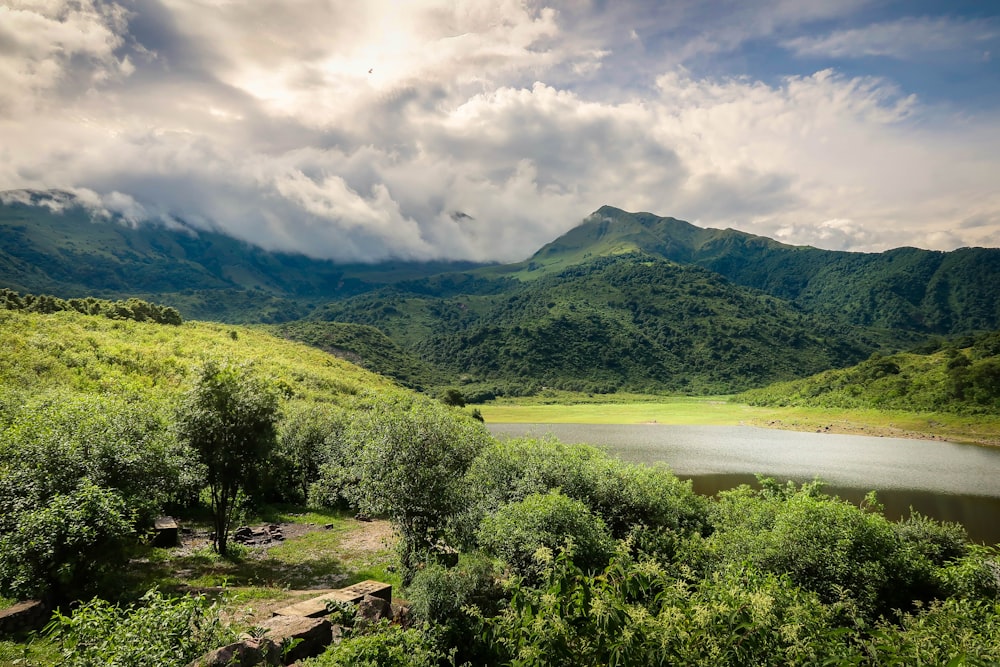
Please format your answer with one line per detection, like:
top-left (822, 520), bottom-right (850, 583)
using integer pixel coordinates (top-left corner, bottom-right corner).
top-left (255, 614), bottom-right (333, 663)
top-left (356, 594), bottom-right (391, 624)
top-left (186, 638), bottom-right (281, 667)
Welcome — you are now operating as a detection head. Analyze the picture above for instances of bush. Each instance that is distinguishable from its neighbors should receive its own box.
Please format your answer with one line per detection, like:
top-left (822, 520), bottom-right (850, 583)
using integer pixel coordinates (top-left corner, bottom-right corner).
top-left (303, 621), bottom-right (445, 667)
top-left (460, 437), bottom-right (708, 545)
top-left (0, 392), bottom-right (188, 526)
top-left (0, 480), bottom-right (135, 602)
top-left (477, 490), bottom-right (614, 580)
top-left (348, 399), bottom-right (491, 580)
top-left (406, 554), bottom-right (503, 662)
top-left (708, 482), bottom-right (945, 617)
top-left (45, 589), bottom-right (236, 667)
top-left (272, 403), bottom-right (348, 504)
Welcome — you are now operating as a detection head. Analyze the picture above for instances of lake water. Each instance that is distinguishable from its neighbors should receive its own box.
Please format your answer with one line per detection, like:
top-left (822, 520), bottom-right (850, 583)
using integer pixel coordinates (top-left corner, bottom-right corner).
top-left (487, 423), bottom-right (1000, 544)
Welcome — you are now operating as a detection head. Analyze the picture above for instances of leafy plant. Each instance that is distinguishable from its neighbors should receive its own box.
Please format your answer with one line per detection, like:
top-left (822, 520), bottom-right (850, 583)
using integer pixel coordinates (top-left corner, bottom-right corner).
top-left (44, 589), bottom-right (236, 667)
top-left (0, 480), bottom-right (135, 602)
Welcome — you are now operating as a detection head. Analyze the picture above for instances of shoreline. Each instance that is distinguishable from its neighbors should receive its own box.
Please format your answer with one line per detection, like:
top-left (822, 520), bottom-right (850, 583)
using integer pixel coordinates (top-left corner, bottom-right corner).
top-left (745, 417), bottom-right (1000, 449)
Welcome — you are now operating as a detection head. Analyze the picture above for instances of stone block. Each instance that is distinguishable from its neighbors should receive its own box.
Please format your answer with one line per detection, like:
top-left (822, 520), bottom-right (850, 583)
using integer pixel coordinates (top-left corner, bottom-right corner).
top-left (153, 516), bottom-right (180, 547)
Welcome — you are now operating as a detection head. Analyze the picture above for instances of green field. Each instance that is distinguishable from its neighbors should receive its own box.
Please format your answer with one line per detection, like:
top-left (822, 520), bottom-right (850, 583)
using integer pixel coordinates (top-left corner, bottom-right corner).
top-left (480, 397), bottom-right (1000, 446)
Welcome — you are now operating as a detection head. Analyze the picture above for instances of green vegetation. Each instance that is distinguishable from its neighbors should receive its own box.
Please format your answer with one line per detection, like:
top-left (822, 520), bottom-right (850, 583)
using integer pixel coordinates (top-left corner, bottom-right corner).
top-left (315, 251), bottom-right (910, 395)
top-left (740, 330), bottom-right (1000, 415)
top-left (2, 288), bottom-right (182, 325)
top-left (176, 360), bottom-right (281, 556)
top-left (273, 320), bottom-right (442, 389)
top-left (7, 196), bottom-right (1000, 398)
top-left (1, 305), bottom-right (999, 665)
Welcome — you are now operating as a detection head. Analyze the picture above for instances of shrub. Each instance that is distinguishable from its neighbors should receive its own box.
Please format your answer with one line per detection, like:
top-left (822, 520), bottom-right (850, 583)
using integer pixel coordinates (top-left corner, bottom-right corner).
top-left (303, 621), bottom-right (445, 667)
top-left (0, 392), bottom-right (187, 526)
top-left (0, 480), bottom-right (135, 602)
top-left (709, 482), bottom-right (945, 617)
top-left (406, 553), bottom-right (503, 662)
top-left (45, 589), bottom-right (235, 667)
top-left (348, 399), bottom-right (491, 580)
top-left (461, 437), bottom-right (708, 545)
top-left (477, 490), bottom-right (614, 580)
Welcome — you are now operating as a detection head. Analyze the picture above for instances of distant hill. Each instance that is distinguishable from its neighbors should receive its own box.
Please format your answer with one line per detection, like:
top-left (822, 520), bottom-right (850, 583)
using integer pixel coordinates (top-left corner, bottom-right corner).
top-left (491, 206), bottom-right (1000, 334)
top-left (4, 192), bottom-right (998, 396)
top-left (314, 252), bottom-right (916, 396)
top-left (738, 330), bottom-right (1000, 414)
top-left (272, 320), bottom-right (442, 390)
top-left (0, 190), bottom-right (484, 322)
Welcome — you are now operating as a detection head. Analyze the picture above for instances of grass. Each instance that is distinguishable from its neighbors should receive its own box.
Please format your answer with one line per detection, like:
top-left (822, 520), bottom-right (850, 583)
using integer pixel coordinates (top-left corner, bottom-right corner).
top-left (479, 396), bottom-right (1000, 446)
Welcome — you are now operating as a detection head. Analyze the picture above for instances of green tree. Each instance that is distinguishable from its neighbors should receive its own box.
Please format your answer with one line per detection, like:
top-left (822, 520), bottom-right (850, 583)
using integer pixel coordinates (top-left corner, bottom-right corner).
top-left (176, 360), bottom-right (280, 556)
top-left (349, 399), bottom-right (490, 581)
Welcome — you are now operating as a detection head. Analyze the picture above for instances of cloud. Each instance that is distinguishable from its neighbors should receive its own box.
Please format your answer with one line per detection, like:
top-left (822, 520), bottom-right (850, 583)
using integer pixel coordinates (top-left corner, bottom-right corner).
top-left (784, 16), bottom-right (1000, 61)
top-left (0, 1), bottom-right (998, 262)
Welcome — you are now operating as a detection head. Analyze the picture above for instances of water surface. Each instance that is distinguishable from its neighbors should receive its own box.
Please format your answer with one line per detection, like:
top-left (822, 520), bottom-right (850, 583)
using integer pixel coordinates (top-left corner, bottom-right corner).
top-left (487, 423), bottom-right (1000, 543)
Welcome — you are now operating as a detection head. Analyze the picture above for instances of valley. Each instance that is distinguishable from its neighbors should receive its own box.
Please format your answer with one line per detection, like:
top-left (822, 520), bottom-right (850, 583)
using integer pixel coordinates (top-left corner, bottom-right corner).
top-left (2, 195), bottom-right (1000, 665)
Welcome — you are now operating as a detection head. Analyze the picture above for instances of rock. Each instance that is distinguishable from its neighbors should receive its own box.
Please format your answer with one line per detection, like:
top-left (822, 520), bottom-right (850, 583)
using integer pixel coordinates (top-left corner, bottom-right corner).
top-left (186, 638), bottom-right (281, 667)
top-left (255, 614), bottom-right (333, 663)
top-left (356, 594), bottom-right (391, 624)
top-left (391, 603), bottom-right (413, 628)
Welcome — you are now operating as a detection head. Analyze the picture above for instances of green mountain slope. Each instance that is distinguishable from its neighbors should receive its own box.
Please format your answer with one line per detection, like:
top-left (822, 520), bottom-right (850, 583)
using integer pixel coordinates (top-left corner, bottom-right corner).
top-left (0, 191), bottom-right (485, 322)
top-left (492, 206), bottom-right (1000, 334)
top-left (272, 320), bottom-right (443, 390)
top-left (315, 252), bottom-right (913, 395)
top-left (738, 331), bottom-right (1000, 414)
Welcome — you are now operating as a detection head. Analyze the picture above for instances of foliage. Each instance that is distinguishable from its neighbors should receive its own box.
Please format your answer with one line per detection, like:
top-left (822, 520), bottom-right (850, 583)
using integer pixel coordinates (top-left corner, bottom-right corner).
top-left (405, 553), bottom-right (504, 662)
top-left (477, 490), bottom-right (615, 580)
top-left (460, 437), bottom-right (708, 544)
top-left (45, 589), bottom-right (236, 667)
top-left (271, 403), bottom-right (348, 505)
top-left (482, 549), bottom-right (852, 667)
top-left (274, 320), bottom-right (442, 390)
top-left (0, 288), bottom-right (182, 325)
top-left (302, 621), bottom-right (446, 667)
top-left (347, 398), bottom-right (492, 580)
top-left (175, 360), bottom-right (281, 555)
top-left (740, 331), bottom-right (1000, 414)
top-left (0, 392), bottom-right (190, 528)
top-left (0, 480), bottom-right (135, 602)
top-left (707, 481), bottom-right (950, 618)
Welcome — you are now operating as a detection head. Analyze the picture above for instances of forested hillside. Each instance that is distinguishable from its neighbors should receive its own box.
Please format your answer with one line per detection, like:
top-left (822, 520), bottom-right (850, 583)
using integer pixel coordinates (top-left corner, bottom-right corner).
top-left (0, 191), bottom-right (482, 322)
top-left (4, 193), bottom-right (999, 397)
top-left (740, 330), bottom-right (1000, 414)
top-left (314, 252), bottom-right (918, 397)
top-left (512, 206), bottom-right (1000, 334)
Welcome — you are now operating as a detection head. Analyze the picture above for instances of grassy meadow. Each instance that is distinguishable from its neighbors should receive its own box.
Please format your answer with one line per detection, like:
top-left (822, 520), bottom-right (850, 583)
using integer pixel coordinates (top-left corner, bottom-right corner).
top-left (480, 396), bottom-right (1000, 446)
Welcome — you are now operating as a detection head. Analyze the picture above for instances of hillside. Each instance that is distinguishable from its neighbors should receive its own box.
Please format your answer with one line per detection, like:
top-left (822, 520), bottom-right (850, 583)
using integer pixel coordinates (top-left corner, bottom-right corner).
top-left (494, 206), bottom-right (1000, 334)
top-left (4, 193), bottom-right (999, 396)
top-left (314, 252), bottom-right (917, 396)
top-left (0, 190), bottom-right (483, 322)
top-left (0, 303), bottom-right (402, 405)
top-left (272, 320), bottom-right (443, 390)
top-left (738, 330), bottom-right (1000, 414)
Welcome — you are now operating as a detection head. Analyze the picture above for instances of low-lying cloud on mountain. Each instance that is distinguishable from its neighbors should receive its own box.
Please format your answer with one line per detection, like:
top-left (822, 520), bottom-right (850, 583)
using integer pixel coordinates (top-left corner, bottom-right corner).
top-left (1, 1), bottom-right (998, 262)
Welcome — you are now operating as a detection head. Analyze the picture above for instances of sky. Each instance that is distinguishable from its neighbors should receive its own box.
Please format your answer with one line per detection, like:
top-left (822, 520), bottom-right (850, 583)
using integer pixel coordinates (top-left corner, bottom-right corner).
top-left (1, 1), bottom-right (999, 263)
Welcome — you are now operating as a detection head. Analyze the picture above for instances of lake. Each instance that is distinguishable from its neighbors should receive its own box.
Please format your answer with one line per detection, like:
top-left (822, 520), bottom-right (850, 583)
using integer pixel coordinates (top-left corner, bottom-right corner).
top-left (487, 423), bottom-right (1000, 544)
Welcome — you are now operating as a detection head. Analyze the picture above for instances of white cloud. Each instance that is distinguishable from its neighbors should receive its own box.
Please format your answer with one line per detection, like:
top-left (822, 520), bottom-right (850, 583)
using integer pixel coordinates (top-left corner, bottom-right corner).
top-left (784, 16), bottom-right (1000, 60)
top-left (0, 0), bottom-right (998, 263)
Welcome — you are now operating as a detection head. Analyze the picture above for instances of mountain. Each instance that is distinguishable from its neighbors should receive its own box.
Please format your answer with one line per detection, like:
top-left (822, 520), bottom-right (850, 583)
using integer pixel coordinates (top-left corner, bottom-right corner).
top-left (313, 251), bottom-right (915, 396)
top-left (3, 192), bottom-right (998, 396)
top-left (496, 206), bottom-right (1000, 334)
top-left (0, 190), bottom-right (485, 322)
